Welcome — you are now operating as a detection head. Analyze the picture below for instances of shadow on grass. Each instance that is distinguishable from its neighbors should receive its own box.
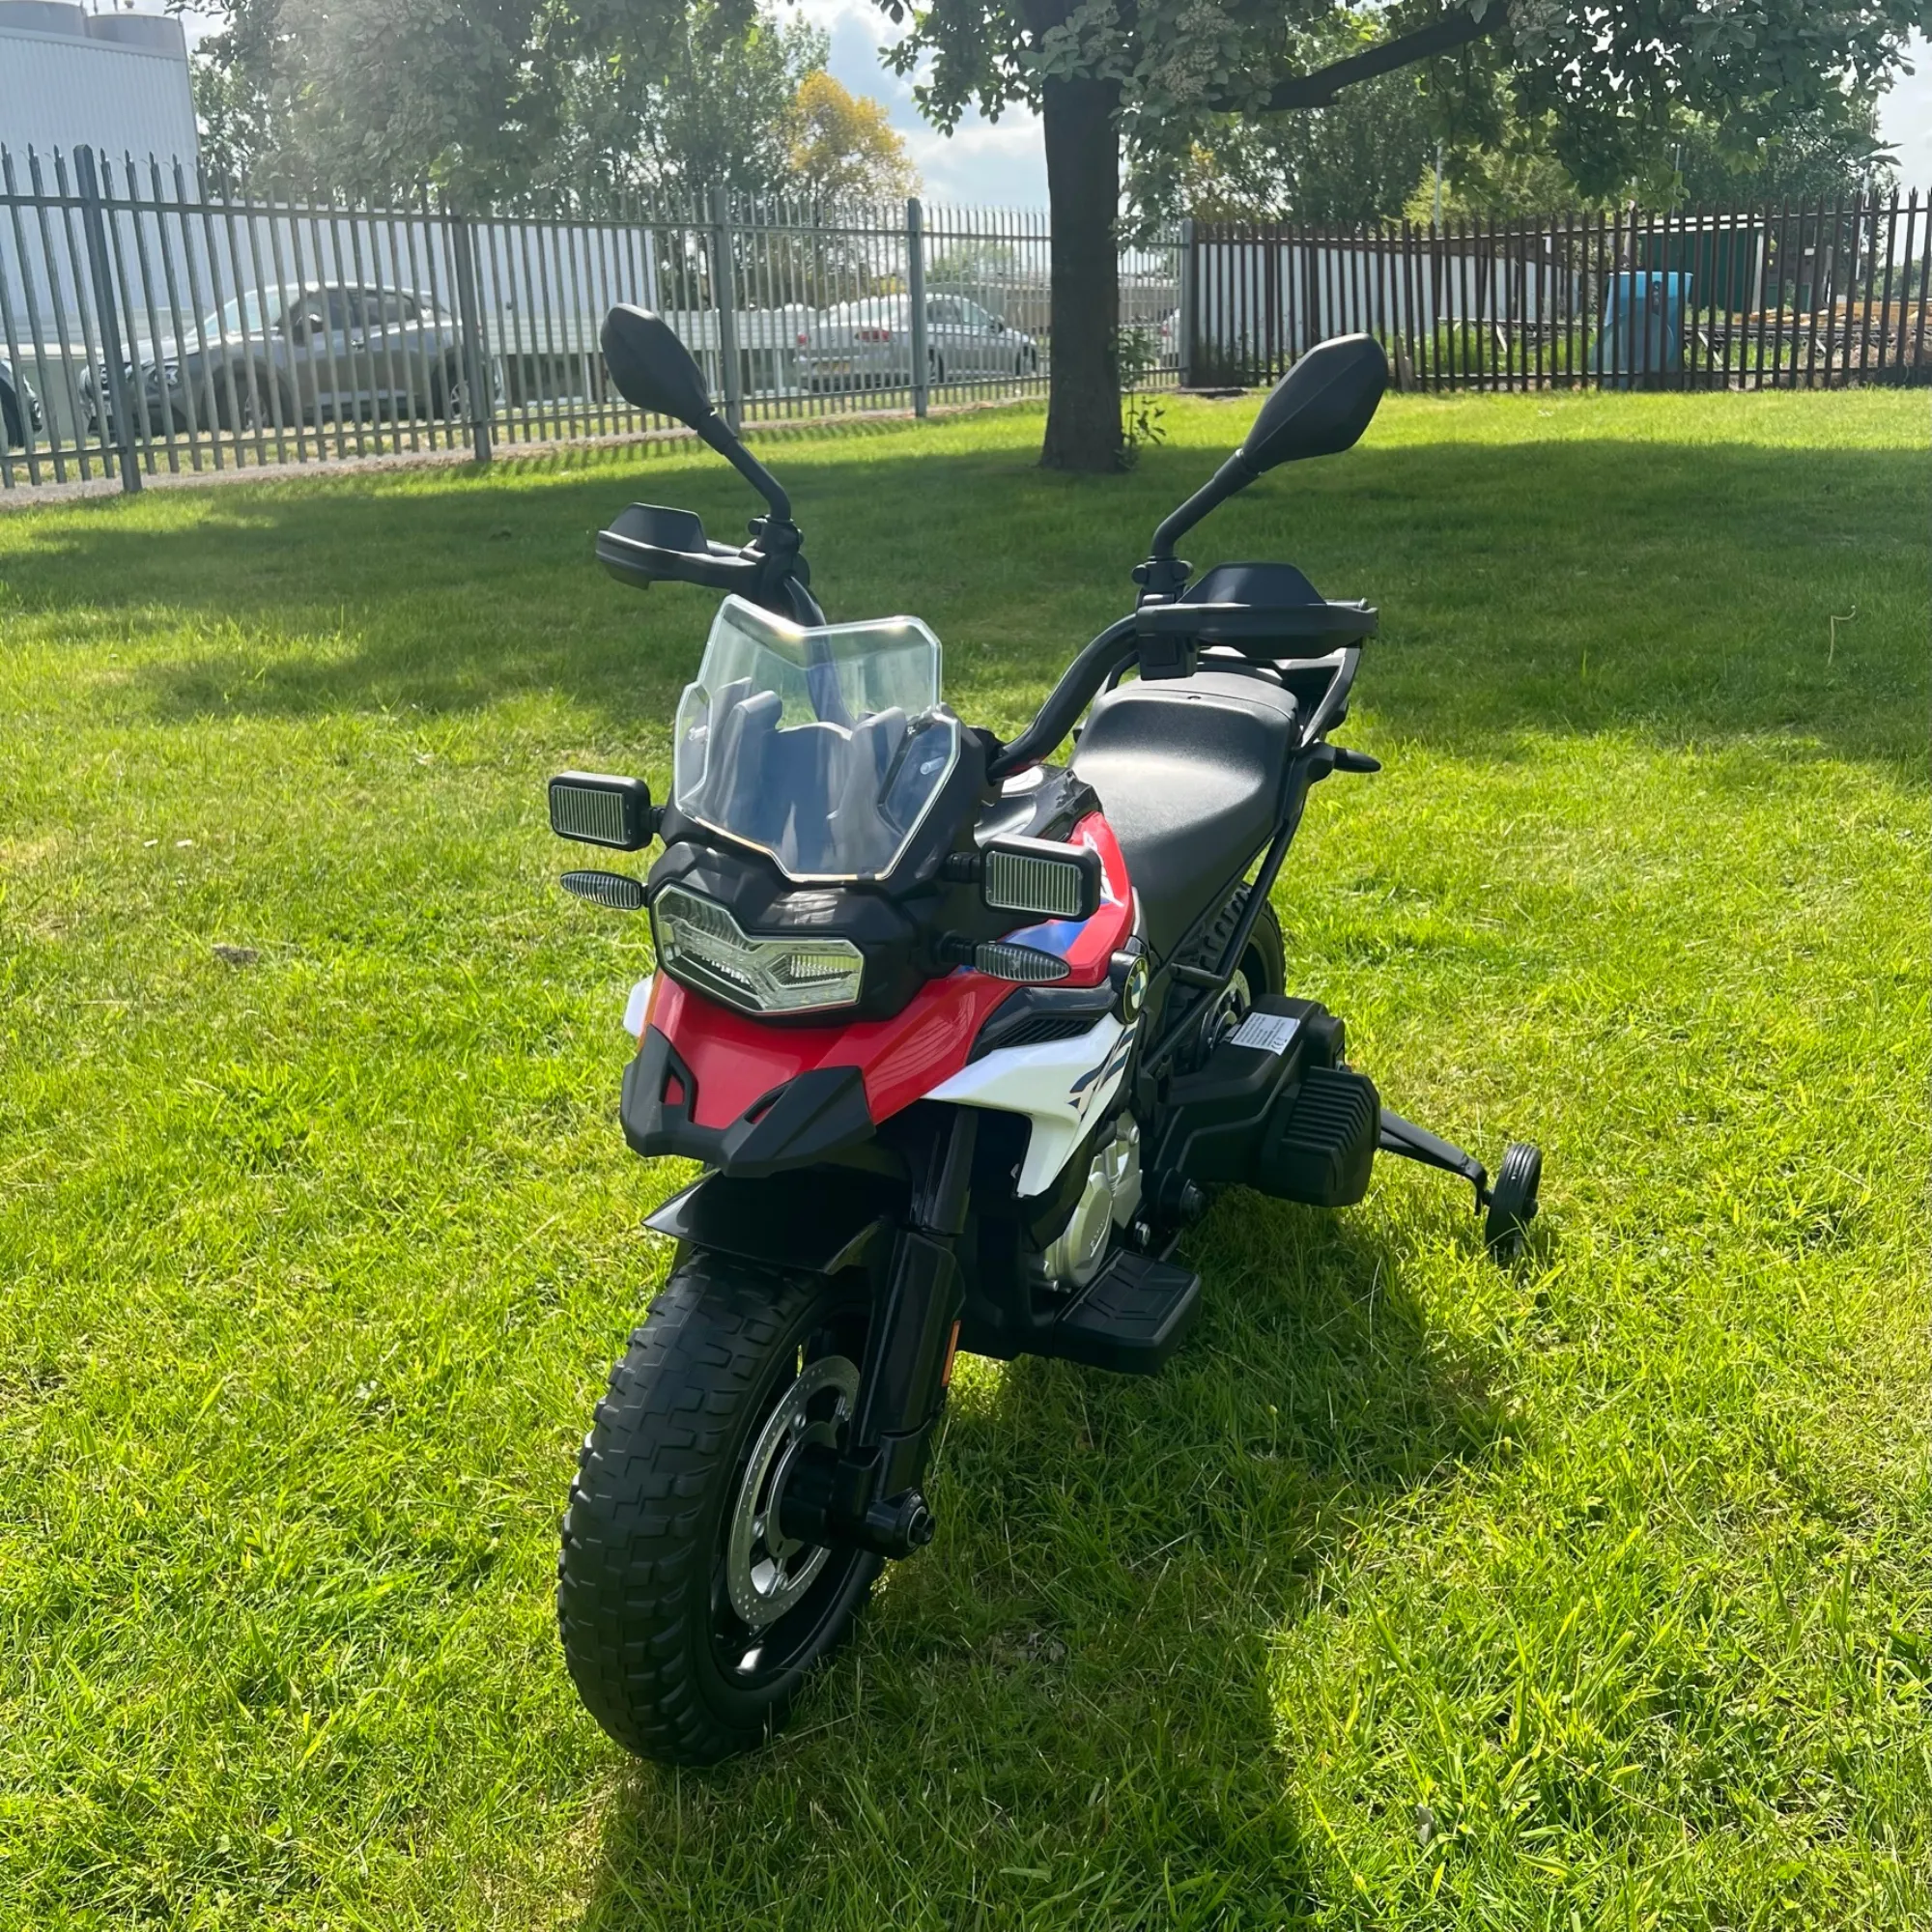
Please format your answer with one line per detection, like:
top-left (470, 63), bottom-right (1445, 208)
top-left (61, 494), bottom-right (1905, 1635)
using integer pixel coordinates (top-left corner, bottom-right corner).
top-left (572, 1200), bottom-right (1514, 1927)
top-left (3, 430), bottom-right (1920, 771)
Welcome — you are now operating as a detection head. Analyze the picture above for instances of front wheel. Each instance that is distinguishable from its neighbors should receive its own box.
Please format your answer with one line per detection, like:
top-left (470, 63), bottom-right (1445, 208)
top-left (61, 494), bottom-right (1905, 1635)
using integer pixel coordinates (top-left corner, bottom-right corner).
top-left (557, 1250), bottom-right (881, 1764)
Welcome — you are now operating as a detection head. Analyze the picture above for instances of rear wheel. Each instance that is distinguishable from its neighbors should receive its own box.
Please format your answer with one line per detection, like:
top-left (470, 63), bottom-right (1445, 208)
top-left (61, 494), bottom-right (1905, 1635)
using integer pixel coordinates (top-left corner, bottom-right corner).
top-left (1174, 886), bottom-right (1286, 1059)
top-left (557, 1250), bottom-right (880, 1764)
top-left (225, 369), bottom-right (290, 434)
top-left (1230, 894), bottom-right (1286, 1012)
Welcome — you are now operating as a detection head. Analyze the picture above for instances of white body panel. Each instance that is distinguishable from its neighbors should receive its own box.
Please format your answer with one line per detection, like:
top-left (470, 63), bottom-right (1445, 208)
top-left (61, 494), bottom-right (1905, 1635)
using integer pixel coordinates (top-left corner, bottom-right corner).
top-left (623, 977), bottom-right (654, 1039)
top-left (924, 1014), bottom-right (1136, 1196)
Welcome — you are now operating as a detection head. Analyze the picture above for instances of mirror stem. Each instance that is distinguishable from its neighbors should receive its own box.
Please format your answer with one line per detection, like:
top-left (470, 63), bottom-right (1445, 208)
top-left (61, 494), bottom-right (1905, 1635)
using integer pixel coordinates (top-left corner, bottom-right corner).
top-left (1140, 451), bottom-right (1255, 599)
top-left (693, 410), bottom-right (792, 523)
top-left (1151, 451), bottom-right (1252, 558)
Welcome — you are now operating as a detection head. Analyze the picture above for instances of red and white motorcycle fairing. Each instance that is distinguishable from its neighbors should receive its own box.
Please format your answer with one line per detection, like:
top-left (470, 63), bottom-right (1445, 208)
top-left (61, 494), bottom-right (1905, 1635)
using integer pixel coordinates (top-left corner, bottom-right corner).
top-left (631, 812), bottom-right (1136, 1196)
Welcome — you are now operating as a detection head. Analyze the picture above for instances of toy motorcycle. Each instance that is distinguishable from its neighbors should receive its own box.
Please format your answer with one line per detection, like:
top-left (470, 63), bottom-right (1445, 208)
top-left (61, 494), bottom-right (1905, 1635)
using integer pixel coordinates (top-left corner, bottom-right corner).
top-left (547, 307), bottom-right (1542, 1764)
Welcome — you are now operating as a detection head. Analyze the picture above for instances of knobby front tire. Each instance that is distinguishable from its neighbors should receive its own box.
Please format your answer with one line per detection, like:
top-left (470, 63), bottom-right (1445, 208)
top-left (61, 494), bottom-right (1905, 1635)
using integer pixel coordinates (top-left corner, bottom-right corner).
top-left (557, 1250), bottom-right (881, 1765)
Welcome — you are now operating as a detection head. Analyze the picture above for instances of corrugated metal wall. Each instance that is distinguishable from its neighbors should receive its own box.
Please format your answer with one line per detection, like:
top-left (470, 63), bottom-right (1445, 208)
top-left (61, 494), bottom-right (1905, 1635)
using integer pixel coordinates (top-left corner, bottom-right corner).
top-left (0, 6), bottom-right (197, 167)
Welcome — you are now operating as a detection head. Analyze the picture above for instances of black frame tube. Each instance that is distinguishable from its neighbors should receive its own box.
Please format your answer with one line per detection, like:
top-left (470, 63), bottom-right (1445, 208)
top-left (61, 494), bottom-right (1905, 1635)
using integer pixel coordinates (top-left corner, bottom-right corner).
top-left (987, 616), bottom-right (1142, 780)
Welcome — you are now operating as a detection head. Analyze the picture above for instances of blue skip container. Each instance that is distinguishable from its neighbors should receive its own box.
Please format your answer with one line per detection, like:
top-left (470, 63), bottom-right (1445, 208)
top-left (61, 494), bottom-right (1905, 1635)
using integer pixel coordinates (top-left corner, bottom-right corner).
top-left (1603, 271), bottom-right (1688, 386)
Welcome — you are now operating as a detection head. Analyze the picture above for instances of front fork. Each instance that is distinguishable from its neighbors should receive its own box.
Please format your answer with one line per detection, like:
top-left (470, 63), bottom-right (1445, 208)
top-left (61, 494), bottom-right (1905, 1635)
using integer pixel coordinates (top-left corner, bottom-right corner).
top-left (781, 1108), bottom-right (979, 1558)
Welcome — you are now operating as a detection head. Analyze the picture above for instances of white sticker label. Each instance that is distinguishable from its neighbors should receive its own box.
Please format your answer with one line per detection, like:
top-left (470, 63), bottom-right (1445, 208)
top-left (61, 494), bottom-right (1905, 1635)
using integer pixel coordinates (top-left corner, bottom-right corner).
top-left (1231, 1010), bottom-right (1301, 1055)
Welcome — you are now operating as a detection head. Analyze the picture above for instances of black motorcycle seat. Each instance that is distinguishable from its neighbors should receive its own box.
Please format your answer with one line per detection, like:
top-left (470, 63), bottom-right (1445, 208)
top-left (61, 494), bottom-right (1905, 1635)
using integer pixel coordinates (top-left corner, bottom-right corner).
top-left (1070, 668), bottom-right (1300, 958)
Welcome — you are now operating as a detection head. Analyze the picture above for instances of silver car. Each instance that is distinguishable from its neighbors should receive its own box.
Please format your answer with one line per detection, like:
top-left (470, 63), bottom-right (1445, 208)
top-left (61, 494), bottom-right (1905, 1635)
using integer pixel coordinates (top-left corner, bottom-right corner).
top-left (1, 356), bottom-right (43, 448)
top-left (80, 283), bottom-right (495, 436)
top-left (799, 294), bottom-right (1039, 392)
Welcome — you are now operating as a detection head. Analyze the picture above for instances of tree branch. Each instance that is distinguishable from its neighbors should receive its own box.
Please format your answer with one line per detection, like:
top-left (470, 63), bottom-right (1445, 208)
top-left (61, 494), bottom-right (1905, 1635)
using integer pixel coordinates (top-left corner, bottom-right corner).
top-left (1260, 5), bottom-right (1507, 112)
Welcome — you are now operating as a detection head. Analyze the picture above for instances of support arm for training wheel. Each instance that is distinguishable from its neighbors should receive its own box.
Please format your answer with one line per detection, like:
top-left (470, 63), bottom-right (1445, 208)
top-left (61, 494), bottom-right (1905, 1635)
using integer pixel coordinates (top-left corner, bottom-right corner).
top-left (1378, 1107), bottom-right (1490, 1210)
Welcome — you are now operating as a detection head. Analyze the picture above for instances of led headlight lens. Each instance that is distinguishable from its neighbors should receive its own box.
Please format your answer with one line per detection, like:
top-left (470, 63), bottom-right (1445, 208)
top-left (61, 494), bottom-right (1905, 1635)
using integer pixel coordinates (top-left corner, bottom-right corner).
top-left (652, 884), bottom-right (864, 1016)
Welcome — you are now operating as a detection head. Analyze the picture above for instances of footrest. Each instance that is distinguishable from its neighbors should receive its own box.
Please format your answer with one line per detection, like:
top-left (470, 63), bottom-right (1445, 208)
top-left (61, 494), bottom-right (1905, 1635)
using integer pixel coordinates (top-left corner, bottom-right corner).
top-left (1040, 1250), bottom-right (1203, 1375)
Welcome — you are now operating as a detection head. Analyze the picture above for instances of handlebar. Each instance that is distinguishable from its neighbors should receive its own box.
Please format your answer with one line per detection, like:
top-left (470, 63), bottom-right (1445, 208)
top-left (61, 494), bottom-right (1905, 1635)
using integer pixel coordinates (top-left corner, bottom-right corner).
top-left (985, 616), bottom-right (1141, 781)
top-left (985, 597), bottom-right (1378, 781)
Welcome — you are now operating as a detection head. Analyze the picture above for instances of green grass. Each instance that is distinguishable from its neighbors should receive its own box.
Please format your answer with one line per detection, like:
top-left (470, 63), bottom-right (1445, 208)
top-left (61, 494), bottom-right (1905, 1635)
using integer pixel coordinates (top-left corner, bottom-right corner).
top-left (0, 387), bottom-right (1926, 1930)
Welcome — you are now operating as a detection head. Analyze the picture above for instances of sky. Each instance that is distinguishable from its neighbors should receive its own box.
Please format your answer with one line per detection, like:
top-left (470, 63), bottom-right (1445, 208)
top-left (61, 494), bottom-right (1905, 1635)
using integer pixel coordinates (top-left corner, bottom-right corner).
top-left (791, 0), bottom-right (1048, 205)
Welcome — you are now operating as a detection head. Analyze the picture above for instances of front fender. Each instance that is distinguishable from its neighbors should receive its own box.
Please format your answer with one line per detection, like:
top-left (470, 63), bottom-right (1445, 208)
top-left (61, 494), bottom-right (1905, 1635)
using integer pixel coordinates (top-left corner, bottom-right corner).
top-left (644, 1167), bottom-right (905, 1278)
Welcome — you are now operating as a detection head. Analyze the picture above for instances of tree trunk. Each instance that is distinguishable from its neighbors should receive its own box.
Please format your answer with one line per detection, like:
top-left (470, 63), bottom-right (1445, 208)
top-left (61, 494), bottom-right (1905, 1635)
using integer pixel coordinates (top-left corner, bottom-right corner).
top-left (1040, 73), bottom-right (1122, 472)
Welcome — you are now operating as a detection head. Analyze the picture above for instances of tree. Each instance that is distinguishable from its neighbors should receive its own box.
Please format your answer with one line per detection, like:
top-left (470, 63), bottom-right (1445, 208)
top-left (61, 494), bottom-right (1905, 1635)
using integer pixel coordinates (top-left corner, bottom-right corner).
top-left (1155, 54), bottom-right (1900, 233)
top-left (186, 0), bottom-right (830, 206)
top-left (879, 0), bottom-right (1932, 472)
top-left (791, 71), bottom-right (920, 206)
top-left (1397, 89), bottom-right (1897, 226)
top-left (188, 0), bottom-right (602, 201)
top-left (190, 0), bottom-right (917, 218)
top-left (1131, 21), bottom-right (1436, 229)
top-left (532, 6), bottom-right (829, 209)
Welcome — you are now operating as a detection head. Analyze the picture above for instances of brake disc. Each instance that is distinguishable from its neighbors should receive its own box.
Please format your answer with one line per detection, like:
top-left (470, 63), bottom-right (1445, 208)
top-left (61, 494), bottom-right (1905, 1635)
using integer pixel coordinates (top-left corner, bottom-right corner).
top-left (724, 1353), bottom-right (859, 1631)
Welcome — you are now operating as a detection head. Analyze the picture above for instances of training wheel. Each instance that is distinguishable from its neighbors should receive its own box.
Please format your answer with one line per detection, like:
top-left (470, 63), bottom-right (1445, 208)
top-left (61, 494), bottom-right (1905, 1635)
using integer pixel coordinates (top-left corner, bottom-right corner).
top-left (1484, 1142), bottom-right (1542, 1260)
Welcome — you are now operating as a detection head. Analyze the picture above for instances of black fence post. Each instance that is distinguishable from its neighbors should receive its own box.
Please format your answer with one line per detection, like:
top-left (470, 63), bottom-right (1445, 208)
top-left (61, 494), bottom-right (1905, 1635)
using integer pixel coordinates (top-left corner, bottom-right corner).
top-left (447, 208), bottom-right (493, 463)
top-left (907, 197), bottom-right (929, 417)
top-left (1177, 214), bottom-right (1195, 386)
top-left (708, 184), bottom-right (744, 434)
top-left (73, 144), bottom-right (140, 495)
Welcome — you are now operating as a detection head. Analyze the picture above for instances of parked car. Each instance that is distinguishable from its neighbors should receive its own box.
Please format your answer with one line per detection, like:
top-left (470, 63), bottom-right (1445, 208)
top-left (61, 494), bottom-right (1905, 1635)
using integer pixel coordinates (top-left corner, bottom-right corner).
top-left (797, 293), bottom-right (1039, 391)
top-left (1, 357), bottom-right (43, 448)
top-left (78, 283), bottom-right (494, 437)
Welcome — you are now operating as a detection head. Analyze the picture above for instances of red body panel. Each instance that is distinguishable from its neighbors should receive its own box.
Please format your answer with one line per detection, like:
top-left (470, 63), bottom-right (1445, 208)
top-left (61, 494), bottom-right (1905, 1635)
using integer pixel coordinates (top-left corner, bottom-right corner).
top-left (648, 812), bottom-right (1132, 1132)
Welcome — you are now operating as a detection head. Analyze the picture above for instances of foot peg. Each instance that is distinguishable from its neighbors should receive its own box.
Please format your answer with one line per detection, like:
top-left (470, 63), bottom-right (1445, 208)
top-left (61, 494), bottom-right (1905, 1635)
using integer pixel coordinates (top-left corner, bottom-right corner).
top-left (1036, 1250), bottom-right (1203, 1374)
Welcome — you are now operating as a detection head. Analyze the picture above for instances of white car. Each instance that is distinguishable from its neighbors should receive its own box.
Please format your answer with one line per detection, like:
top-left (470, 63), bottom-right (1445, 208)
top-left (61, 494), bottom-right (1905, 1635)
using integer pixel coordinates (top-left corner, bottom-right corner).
top-left (798, 294), bottom-right (1039, 392)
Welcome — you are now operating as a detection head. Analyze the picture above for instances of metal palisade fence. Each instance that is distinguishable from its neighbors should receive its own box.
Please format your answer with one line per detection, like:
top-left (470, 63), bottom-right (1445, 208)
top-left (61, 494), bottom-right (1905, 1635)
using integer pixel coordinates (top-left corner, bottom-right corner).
top-left (7, 153), bottom-right (1924, 497)
top-left (0, 147), bottom-right (1181, 493)
top-left (1183, 193), bottom-right (1932, 391)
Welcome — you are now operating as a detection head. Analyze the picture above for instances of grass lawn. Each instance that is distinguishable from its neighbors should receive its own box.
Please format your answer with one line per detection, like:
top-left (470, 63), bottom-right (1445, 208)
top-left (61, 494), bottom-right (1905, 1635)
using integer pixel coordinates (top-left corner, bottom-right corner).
top-left (0, 387), bottom-right (1926, 1930)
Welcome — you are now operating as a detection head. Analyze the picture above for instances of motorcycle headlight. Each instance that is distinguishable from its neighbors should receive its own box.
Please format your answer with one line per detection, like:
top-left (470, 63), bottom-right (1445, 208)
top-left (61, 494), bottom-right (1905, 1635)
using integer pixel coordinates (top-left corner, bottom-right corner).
top-left (652, 884), bottom-right (864, 1017)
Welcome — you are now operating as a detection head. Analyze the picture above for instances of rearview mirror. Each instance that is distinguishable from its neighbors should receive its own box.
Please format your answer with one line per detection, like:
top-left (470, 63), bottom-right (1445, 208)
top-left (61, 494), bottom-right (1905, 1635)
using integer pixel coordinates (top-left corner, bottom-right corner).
top-left (601, 305), bottom-right (715, 428)
top-left (1140, 332), bottom-right (1388, 587)
top-left (1242, 333), bottom-right (1388, 473)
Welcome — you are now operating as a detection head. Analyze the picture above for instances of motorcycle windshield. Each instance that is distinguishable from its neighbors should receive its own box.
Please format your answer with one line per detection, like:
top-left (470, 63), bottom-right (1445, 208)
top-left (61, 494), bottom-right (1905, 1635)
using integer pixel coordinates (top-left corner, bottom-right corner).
top-left (671, 595), bottom-right (960, 881)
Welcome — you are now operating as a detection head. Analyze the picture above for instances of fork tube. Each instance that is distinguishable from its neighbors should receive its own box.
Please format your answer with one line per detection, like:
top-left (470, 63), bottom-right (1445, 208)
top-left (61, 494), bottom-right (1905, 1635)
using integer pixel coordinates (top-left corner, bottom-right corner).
top-left (846, 1107), bottom-right (979, 1497)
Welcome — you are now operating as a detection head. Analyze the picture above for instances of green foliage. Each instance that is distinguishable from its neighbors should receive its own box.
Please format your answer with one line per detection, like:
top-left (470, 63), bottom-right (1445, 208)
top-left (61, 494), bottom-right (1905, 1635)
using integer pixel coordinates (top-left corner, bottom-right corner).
top-left (1135, 66), bottom-right (1437, 226)
top-left (1399, 93), bottom-right (1900, 227)
top-left (187, 0), bottom-right (907, 210)
top-left (1115, 323), bottom-right (1168, 465)
top-left (191, 0), bottom-right (601, 201)
top-left (526, 4), bottom-right (828, 210)
top-left (0, 390), bottom-right (1927, 1925)
top-left (1122, 8), bottom-right (1908, 228)
top-left (883, 0), bottom-right (1928, 217)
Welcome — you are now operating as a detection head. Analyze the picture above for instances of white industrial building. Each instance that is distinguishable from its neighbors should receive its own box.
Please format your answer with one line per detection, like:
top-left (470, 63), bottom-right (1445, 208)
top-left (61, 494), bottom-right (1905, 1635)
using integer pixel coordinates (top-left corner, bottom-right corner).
top-left (0, 1), bottom-right (198, 173)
